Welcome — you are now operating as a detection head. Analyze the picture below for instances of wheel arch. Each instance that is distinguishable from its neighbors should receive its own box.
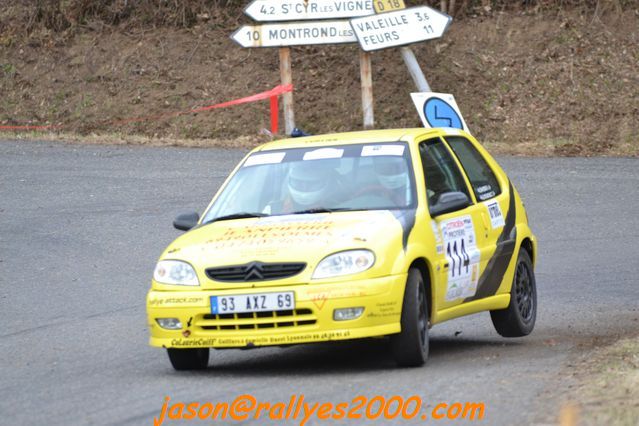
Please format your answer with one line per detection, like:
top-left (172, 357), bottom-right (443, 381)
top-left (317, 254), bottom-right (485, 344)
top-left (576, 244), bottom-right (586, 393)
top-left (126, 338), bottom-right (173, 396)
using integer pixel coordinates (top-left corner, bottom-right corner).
top-left (408, 257), bottom-right (433, 323)
top-left (520, 237), bottom-right (535, 265)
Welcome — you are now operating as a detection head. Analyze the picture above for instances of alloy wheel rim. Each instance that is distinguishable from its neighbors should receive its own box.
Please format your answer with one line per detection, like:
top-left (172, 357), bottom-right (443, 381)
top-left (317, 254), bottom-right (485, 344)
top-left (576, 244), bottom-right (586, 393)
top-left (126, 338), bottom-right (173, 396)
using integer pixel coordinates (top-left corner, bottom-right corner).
top-left (514, 261), bottom-right (534, 323)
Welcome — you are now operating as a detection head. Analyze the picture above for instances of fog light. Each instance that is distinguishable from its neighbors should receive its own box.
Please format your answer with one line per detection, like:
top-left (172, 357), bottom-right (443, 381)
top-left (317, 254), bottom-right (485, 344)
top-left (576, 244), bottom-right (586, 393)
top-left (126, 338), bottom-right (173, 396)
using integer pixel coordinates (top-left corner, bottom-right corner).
top-left (156, 318), bottom-right (182, 330)
top-left (333, 307), bottom-right (364, 321)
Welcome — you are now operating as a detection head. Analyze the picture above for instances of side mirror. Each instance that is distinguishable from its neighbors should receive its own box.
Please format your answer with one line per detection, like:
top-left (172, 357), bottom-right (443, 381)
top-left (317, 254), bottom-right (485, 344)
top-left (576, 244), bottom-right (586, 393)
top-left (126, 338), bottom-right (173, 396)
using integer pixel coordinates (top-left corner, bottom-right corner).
top-left (429, 192), bottom-right (470, 217)
top-left (173, 212), bottom-right (200, 231)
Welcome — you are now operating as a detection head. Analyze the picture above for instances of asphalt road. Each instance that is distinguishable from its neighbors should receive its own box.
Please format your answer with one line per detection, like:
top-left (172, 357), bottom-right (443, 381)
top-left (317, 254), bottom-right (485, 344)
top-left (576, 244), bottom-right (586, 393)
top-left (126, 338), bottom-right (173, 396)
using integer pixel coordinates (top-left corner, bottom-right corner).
top-left (1, 140), bottom-right (638, 426)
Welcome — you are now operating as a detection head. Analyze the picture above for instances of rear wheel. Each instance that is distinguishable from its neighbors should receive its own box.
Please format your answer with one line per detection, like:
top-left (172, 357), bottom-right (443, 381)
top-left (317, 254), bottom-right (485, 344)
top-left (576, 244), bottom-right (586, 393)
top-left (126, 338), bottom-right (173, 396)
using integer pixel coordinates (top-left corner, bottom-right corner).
top-left (490, 248), bottom-right (537, 337)
top-left (167, 348), bottom-right (209, 370)
top-left (391, 268), bottom-right (429, 367)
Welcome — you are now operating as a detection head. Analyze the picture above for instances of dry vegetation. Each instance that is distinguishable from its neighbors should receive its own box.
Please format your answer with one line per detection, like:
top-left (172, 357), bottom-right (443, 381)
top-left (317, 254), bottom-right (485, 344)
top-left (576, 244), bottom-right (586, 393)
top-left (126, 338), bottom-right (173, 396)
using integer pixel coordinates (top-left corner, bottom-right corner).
top-left (1, 1), bottom-right (637, 155)
top-left (555, 336), bottom-right (639, 426)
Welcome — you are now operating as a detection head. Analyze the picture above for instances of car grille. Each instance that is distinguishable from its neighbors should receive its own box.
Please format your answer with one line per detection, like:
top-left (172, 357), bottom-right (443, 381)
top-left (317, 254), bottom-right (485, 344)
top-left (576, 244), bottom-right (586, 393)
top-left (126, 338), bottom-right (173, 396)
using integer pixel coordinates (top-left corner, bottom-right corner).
top-left (205, 261), bottom-right (306, 282)
top-left (196, 309), bottom-right (316, 331)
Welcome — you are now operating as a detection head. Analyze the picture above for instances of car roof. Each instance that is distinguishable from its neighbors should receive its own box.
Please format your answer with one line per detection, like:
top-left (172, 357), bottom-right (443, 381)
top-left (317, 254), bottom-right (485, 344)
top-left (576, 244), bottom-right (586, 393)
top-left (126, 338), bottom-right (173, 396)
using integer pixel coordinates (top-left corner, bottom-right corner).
top-left (257, 128), bottom-right (468, 151)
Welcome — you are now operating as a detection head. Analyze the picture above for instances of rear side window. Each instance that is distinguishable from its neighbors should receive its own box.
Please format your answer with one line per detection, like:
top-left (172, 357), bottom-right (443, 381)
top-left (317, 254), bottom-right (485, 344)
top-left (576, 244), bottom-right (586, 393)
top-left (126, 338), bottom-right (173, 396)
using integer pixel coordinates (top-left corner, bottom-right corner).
top-left (446, 137), bottom-right (502, 201)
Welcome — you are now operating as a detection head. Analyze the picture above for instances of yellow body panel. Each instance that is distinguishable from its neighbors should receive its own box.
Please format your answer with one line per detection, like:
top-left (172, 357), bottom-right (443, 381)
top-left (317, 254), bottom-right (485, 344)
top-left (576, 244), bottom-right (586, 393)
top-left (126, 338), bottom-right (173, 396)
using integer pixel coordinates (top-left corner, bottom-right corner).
top-left (147, 128), bottom-right (536, 349)
top-left (149, 274), bottom-right (406, 348)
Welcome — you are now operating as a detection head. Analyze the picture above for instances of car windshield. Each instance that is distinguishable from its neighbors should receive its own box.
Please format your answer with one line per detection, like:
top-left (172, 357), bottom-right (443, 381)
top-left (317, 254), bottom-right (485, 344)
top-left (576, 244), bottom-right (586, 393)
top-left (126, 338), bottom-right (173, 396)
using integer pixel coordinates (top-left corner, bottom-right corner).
top-left (202, 142), bottom-right (416, 223)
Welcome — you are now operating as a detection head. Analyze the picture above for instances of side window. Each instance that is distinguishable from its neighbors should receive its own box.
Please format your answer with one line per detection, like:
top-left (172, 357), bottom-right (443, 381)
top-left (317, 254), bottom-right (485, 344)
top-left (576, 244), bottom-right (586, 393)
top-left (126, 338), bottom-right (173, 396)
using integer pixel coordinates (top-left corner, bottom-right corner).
top-left (446, 136), bottom-right (502, 201)
top-left (419, 139), bottom-right (471, 209)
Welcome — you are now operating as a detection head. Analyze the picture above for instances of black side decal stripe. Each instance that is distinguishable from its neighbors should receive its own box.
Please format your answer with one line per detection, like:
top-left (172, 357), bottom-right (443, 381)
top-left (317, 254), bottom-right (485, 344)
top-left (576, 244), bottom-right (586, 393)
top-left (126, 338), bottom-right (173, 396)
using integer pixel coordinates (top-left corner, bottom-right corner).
top-left (391, 208), bottom-right (416, 251)
top-left (464, 181), bottom-right (518, 302)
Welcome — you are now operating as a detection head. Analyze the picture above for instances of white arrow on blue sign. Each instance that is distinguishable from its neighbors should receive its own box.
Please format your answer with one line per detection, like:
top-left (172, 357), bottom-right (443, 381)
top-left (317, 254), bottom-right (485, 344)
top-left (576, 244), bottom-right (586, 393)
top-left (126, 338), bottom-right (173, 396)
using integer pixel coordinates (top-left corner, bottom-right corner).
top-left (350, 5), bottom-right (452, 51)
top-left (244, 0), bottom-right (375, 22)
top-left (231, 21), bottom-right (357, 48)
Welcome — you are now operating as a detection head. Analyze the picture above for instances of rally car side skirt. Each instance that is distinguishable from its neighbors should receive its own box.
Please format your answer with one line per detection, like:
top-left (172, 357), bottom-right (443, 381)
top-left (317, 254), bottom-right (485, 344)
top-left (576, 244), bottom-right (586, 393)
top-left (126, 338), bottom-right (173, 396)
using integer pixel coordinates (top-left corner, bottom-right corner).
top-left (433, 293), bottom-right (510, 324)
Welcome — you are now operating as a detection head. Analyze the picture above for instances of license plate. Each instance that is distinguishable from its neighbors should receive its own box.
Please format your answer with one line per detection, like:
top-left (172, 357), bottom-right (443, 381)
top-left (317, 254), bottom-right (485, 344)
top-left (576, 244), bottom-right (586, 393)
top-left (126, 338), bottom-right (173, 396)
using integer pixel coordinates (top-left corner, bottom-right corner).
top-left (210, 291), bottom-right (295, 315)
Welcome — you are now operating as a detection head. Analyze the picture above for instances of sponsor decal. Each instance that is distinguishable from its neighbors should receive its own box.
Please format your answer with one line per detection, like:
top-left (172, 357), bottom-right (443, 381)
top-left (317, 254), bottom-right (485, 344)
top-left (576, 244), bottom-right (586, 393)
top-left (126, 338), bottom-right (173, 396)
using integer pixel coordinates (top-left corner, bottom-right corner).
top-left (440, 215), bottom-right (481, 301)
top-left (171, 331), bottom-right (353, 347)
top-left (243, 152), bottom-right (286, 167)
top-left (477, 184), bottom-right (496, 201)
top-left (149, 297), bottom-right (204, 306)
top-left (431, 220), bottom-right (442, 243)
top-left (485, 200), bottom-right (505, 229)
top-left (311, 294), bottom-right (328, 310)
top-left (171, 338), bottom-right (218, 347)
top-left (206, 221), bottom-right (334, 250)
top-left (478, 191), bottom-right (496, 200)
top-left (305, 285), bottom-right (369, 300)
top-left (302, 148), bottom-right (344, 160)
top-left (361, 144), bottom-right (405, 156)
top-left (367, 300), bottom-right (400, 318)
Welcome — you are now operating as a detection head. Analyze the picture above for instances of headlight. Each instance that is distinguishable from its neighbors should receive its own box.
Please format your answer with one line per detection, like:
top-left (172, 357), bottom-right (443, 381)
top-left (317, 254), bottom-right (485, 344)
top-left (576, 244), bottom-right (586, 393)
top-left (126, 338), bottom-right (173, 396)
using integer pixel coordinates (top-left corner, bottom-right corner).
top-left (153, 260), bottom-right (199, 286)
top-left (312, 250), bottom-right (375, 279)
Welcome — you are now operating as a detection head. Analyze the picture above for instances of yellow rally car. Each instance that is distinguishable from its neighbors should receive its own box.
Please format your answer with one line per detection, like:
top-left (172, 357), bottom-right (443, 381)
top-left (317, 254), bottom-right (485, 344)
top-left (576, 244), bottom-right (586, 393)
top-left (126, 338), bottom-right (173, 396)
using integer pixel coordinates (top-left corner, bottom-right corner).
top-left (147, 128), bottom-right (537, 370)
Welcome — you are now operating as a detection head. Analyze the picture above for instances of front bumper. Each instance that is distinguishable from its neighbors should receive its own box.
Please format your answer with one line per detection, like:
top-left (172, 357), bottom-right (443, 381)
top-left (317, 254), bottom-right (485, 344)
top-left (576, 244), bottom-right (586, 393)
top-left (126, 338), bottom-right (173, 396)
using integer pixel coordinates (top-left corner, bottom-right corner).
top-left (147, 274), bottom-right (406, 349)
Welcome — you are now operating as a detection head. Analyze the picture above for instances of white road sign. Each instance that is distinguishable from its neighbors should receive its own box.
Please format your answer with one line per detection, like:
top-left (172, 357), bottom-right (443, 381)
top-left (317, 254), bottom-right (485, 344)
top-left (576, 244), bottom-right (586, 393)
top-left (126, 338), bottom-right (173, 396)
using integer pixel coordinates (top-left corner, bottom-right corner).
top-left (245, 0), bottom-right (375, 21)
top-left (350, 5), bottom-right (452, 51)
top-left (411, 92), bottom-right (469, 132)
top-left (231, 21), bottom-right (356, 47)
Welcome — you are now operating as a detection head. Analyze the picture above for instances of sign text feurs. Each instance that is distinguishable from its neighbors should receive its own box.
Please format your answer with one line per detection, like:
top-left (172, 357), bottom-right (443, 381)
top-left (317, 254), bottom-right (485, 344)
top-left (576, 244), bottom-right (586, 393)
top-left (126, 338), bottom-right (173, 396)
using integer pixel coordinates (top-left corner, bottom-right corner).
top-left (350, 5), bottom-right (452, 51)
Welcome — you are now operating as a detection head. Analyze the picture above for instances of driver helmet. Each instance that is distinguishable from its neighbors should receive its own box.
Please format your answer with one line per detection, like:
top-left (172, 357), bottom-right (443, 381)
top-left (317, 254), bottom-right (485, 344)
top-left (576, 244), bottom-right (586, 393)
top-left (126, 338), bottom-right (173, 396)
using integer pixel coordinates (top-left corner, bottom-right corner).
top-left (288, 162), bottom-right (330, 206)
top-left (373, 156), bottom-right (408, 190)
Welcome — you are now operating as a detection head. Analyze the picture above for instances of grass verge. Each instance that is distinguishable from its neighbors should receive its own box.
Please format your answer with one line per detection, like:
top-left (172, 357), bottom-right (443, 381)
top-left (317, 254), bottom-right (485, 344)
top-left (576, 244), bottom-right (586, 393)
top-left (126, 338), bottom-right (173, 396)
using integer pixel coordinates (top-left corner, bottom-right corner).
top-left (559, 336), bottom-right (639, 425)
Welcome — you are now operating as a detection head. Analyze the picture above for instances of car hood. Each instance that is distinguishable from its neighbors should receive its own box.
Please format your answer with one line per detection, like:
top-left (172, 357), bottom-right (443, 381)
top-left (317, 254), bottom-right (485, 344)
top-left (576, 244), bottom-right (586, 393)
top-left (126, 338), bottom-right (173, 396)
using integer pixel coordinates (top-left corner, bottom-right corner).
top-left (161, 210), bottom-right (414, 289)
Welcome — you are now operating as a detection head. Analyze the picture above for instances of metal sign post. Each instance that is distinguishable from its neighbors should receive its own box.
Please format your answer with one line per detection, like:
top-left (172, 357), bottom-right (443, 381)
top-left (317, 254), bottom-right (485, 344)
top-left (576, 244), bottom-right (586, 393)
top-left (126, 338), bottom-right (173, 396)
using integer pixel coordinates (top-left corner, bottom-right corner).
top-left (400, 47), bottom-right (431, 92)
top-left (371, 0), bottom-right (433, 112)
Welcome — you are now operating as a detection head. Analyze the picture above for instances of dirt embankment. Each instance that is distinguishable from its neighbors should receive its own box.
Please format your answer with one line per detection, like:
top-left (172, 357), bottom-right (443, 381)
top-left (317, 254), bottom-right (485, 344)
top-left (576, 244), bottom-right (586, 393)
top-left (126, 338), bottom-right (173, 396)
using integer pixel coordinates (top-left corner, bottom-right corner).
top-left (1, 3), bottom-right (637, 155)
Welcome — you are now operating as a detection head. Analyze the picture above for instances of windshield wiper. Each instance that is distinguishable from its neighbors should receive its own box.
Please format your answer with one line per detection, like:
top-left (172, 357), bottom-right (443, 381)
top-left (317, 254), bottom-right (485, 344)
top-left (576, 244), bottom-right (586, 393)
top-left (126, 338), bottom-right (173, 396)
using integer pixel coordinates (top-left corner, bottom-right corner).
top-left (202, 212), bottom-right (268, 225)
top-left (289, 207), bottom-right (353, 215)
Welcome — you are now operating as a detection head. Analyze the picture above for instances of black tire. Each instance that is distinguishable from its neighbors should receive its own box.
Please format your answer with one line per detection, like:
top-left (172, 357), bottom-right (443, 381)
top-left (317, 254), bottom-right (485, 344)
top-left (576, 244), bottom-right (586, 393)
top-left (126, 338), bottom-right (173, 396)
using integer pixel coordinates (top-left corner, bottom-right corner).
top-left (391, 268), bottom-right (429, 367)
top-left (490, 249), bottom-right (537, 337)
top-left (167, 348), bottom-right (209, 370)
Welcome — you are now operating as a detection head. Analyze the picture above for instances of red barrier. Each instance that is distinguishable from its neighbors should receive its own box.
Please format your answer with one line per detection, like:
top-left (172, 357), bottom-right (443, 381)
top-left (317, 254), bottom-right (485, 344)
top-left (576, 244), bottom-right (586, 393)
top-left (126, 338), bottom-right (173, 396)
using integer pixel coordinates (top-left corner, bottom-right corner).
top-left (0, 84), bottom-right (293, 134)
top-left (269, 96), bottom-right (279, 135)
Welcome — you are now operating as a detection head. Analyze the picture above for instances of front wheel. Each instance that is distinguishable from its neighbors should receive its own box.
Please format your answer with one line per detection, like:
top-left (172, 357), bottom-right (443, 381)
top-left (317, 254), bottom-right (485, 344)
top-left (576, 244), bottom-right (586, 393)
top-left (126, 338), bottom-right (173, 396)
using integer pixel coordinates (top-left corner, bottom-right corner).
top-left (167, 348), bottom-right (209, 370)
top-left (490, 248), bottom-right (537, 337)
top-left (391, 268), bottom-right (429, 367)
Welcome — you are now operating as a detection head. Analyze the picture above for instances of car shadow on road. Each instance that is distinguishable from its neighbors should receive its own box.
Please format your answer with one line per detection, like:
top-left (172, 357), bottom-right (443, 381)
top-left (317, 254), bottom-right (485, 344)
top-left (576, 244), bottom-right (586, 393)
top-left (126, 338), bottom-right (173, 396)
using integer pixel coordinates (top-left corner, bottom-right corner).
top-left (194, 336), bottom-right (523, 377)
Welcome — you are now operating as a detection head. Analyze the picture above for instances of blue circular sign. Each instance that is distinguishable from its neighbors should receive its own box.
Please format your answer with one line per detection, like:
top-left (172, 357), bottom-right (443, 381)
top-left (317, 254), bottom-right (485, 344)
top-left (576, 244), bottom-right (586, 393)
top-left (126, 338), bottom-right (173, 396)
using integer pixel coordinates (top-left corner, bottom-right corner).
top-left (424, 98), bottom-right (463, 130)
